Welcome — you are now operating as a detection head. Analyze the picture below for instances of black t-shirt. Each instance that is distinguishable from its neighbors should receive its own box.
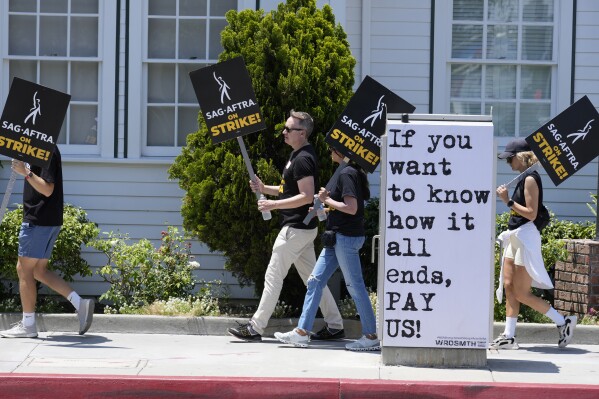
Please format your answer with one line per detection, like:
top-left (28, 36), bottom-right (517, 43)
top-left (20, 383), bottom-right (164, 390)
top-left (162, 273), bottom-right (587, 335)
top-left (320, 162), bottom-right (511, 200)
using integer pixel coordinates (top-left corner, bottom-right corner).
top-left (508, 170), bottom-right (543, 231)
top-left (23, 147), bottom-right (64, 226)
top-left (326, 164), bottom-right (366, 236)
top-left (278, 144), bottom-right (319, 229)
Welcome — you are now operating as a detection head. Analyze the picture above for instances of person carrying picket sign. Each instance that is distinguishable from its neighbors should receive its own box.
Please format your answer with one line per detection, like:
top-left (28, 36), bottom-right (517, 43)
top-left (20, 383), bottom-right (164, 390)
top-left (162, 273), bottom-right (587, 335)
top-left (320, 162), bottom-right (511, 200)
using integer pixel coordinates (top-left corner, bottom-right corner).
top-left (0, 148), bottom-right (94, 339)
top-left (492, 138), bottom-right (576, 350)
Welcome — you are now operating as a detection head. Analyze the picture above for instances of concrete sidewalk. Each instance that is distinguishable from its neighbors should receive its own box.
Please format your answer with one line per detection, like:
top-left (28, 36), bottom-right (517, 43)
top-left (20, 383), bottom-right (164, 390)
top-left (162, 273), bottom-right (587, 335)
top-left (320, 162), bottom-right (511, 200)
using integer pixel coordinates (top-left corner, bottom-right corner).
top-left (2, 313), bottom-right (599, 344)
top-left (0, 314), bottom-right (598, 398)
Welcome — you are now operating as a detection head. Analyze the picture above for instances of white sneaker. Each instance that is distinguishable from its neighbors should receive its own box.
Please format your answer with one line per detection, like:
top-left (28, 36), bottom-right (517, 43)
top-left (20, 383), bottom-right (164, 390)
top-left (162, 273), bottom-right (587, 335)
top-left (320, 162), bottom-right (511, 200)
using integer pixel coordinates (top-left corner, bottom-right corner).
top-left (489, 334), bottom-right (519, 350)
top-left (77, 298), bottom-right (95, 335)
top-left (345, 335), bottom-right (380, 351)
top-left (558, 315), bottom-right (577, 348)
top-left (0, 321), bottom-right (38, 338)
top-left (274, 329), bottom-right (310, 348)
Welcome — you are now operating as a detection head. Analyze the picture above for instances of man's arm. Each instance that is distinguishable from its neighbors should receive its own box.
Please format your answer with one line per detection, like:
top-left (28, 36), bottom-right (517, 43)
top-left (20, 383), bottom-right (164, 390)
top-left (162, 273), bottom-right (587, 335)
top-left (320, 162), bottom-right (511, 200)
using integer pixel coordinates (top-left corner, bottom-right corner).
top-left (12, 160), bottom-right (54, 197)
top-left (259, 176), bottom-right (314, 211)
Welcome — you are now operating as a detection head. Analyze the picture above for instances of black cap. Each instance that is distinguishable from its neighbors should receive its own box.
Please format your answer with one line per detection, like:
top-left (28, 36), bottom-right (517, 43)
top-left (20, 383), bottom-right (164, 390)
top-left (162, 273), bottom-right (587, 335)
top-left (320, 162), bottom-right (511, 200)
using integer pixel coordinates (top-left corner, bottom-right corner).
top-left (498, 138), bottom-right (530, 159)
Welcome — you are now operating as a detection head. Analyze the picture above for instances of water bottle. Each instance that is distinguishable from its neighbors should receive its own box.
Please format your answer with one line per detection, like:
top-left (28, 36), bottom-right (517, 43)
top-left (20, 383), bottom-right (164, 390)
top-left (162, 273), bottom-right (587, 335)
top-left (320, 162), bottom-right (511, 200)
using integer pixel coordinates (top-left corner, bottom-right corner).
top-left (259, 194), bottom-right (272, 220)
top-left (315, 195), bottom-right (327, 221)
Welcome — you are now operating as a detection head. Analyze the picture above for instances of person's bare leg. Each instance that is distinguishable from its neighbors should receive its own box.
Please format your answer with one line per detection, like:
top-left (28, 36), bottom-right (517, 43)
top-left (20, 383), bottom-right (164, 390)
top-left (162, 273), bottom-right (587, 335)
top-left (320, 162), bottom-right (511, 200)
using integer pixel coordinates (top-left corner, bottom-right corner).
top-left (32, 258), bottom-right (74, 299)
top-left (512, 264), bottom-right (550, 314)
top-left (502, 258), bottom-right (521, 317)
top-left (16, 257), bottom-right (39, 313)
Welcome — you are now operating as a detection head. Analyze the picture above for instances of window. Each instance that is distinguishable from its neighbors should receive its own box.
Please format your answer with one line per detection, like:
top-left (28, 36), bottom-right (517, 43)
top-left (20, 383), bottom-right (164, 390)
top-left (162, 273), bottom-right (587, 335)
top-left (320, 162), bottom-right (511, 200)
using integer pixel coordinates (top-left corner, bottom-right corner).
top-left (434, 0), bottom-right (573, 139)
top-left (142, 0), bottom-right (237, 156)
top-left (5, 0), bottom-right (108, 155)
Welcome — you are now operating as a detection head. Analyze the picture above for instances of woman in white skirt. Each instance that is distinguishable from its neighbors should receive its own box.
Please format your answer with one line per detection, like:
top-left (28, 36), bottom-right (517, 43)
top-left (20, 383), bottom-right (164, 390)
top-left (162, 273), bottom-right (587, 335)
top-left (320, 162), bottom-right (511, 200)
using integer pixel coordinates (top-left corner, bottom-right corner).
top-left (493, 138), bottom-right (576, 349)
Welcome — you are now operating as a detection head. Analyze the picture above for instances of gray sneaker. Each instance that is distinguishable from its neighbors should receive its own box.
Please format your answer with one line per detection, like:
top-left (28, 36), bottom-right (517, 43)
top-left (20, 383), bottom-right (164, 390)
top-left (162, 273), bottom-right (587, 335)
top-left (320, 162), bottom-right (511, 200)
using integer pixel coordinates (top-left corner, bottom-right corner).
top-left (345, 335), bottom-right (380, 351)
top-left (274, 329), bottom-right (310, 348)
top-left (0, 321), bottom-right (38, 338)
top-left (78, 298), bottom-right (95, 335)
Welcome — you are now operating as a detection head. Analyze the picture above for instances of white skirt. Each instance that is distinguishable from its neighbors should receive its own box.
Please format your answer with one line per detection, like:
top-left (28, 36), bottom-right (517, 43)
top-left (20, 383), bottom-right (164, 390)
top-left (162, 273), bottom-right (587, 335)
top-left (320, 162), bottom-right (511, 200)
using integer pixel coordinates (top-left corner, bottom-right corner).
top-left (496, 221), bottom-right (554, 303)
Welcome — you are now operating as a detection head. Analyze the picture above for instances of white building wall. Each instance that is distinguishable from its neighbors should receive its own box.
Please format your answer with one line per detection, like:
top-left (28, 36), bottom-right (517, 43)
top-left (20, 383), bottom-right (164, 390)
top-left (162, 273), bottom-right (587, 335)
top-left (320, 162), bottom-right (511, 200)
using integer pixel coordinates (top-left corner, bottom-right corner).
top-left (548, 0), bottom-right (599, 222)
top-left (496, 0), bottom-right (599, 223)
top-left (344, 0), bottom-right (432, 199)
top-left (2, 1), bottom-right (597, 302)
top-left (0, 159), bottom-right (255, 299)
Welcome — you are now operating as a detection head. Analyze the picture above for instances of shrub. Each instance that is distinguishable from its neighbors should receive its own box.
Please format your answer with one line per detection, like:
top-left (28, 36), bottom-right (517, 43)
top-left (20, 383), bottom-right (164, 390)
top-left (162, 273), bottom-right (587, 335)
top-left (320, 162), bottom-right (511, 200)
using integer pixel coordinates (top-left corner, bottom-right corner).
top-left (581, 306), bottom-right (599, 325)
top-left (168, 0), bottom-right (356, 308)
top-left (272, 300), bottom-right (299, 319)
top-left (588, 193), bottom-right (597, 217)
top-left (92, 226), bottom-right (199, 313)
top-left (338, 289), bottom-right (377, 320)
top-left (116, 296), bottom-right (221, 317)
top-left (0, 204), bottom-right (99, 285)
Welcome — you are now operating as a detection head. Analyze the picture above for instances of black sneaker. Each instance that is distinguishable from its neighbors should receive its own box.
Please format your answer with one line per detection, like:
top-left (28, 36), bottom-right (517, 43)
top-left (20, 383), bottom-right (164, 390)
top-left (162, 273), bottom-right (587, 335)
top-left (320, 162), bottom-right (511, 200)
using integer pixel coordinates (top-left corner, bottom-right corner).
top-left (558, 315), bottom-right (577, 348)
top-left (310, 325), bottom-right (345, 340)
top-left (489, 334), bottom-right (519, 350)
top-left (227, 322), bottom-right (262, 342)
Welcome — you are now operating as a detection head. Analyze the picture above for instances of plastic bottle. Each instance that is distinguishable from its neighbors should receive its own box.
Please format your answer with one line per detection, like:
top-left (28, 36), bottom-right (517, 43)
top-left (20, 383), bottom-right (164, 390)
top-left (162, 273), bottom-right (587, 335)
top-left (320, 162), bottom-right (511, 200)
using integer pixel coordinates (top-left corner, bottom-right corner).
top-left (259, 194), bottom-right (272, 220)
top-left (315, 195), bottom-right (327, 221)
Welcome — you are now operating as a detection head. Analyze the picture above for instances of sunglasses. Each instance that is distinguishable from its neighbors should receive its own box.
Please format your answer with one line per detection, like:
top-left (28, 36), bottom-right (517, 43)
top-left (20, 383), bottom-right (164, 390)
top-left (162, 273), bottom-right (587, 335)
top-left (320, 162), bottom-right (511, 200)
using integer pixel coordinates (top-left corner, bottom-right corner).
top-left (282, 126), bottom-right (304, 133)
top-left (506, 155), bottom-right (515, 163)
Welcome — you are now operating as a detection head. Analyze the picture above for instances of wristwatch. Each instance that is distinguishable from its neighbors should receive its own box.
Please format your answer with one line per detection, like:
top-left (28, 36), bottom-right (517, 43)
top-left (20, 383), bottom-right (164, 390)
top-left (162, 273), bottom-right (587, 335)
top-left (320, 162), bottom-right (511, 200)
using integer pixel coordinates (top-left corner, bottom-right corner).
top-left (507, 199), bottom-right (514, 208)
top-left (25, 170), bottom-right (33, 180)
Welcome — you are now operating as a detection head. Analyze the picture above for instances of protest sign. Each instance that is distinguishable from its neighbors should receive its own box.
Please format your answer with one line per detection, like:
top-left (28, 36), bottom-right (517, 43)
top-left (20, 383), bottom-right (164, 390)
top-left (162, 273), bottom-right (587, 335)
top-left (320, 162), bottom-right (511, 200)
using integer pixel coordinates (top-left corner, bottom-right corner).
top-left (325, 76), bottom-right (415, 173)
top-left (382, 116), bottom-right (494, 349)
top-left (189, 56), bottom-right (266, 144)
top-left (0, 77), bottom-right (70, 168)
top-left (525, 95), bottom-right (599, 186)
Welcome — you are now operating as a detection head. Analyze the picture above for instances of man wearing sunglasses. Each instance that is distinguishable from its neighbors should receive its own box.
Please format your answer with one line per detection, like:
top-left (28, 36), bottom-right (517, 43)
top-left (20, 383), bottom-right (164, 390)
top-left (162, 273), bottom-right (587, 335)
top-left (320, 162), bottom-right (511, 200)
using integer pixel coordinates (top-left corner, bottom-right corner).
top-left (228, 110), bottom-right (344, 342)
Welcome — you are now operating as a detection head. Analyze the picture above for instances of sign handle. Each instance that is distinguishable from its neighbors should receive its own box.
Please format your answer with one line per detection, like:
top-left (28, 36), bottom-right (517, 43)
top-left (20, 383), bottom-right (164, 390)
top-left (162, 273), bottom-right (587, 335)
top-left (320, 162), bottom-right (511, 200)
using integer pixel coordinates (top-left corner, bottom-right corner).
top-left (500, 162), bottom-right (540, 188)
top-left (303, 157), bottom-right (350, 225)
top-left (0, 169), bottom-right (18, 223)
top-left (237, 136), bottom-right (261, 201)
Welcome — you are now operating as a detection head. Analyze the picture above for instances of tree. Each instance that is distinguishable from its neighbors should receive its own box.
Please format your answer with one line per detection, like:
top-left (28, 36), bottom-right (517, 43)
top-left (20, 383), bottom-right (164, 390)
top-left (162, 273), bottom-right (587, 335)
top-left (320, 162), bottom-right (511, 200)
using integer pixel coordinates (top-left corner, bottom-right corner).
top-left (169, 0), bottom-right (355, 307)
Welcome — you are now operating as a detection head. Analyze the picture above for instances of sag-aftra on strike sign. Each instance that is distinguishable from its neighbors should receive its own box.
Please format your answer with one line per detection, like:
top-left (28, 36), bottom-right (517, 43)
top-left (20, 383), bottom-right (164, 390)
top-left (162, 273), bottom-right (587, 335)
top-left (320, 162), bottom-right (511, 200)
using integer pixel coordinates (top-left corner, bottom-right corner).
top-left (526, 95), bottom-right (599, 186)
top-left (189, 57), bottom-right (266, 144)
top-left (0, 78), bottom-right (70, 167)
top-left (325, 76), bottom-right (415, 173)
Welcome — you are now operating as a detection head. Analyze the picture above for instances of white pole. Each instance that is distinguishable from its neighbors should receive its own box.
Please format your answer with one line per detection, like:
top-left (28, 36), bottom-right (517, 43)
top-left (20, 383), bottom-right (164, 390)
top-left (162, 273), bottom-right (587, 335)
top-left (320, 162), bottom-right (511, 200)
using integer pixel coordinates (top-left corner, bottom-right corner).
top-left (0, 170), bottom-right (18, 222)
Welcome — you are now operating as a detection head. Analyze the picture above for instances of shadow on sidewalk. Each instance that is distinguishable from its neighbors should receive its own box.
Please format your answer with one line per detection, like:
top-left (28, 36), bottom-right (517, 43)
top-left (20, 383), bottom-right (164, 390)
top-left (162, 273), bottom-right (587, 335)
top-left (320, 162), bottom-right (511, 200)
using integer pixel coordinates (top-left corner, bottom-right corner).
top-left (488, 358), bottom-right (559, 373)
top-left (42, 333), bottom-right (115, 349)
top-left (520, 345), bottom-right (590, 355)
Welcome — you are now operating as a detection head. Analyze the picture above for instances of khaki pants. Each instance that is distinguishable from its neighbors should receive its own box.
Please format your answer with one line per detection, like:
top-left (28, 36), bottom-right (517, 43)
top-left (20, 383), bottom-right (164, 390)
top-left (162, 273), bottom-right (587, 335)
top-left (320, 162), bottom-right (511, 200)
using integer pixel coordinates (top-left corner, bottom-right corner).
top-left (250, 226), bottom-right (344, 334)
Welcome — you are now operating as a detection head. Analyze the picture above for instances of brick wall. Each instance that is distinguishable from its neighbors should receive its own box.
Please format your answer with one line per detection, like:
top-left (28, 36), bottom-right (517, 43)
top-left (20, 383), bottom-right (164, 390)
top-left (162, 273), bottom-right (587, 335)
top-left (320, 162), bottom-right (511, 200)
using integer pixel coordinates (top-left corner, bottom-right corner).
top-left (554, 239), bottom-right (599, 317)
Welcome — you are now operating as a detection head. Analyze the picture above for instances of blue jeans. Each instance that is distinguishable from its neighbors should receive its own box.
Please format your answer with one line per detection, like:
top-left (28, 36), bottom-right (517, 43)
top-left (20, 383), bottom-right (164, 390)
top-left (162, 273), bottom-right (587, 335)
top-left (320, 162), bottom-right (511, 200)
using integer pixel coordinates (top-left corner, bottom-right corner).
top-left (298, 233), bottom-right (376, 335)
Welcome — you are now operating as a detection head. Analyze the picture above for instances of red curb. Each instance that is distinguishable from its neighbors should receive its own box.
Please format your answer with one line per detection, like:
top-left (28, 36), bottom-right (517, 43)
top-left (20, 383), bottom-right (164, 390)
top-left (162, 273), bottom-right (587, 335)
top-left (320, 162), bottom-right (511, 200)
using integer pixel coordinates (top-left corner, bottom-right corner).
top-left (340, 380), bottom-right (599, 399)
top-left (1, 374), bottom-right (599, 399)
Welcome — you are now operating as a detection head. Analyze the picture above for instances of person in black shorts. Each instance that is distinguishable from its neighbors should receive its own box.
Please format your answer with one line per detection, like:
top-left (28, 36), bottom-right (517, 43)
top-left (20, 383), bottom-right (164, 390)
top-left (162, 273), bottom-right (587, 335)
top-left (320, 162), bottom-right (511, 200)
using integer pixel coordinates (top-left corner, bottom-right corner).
top-left (228, 110), bottom-right (344, 342)
top-left (0, 148), bottom-right (94, 338)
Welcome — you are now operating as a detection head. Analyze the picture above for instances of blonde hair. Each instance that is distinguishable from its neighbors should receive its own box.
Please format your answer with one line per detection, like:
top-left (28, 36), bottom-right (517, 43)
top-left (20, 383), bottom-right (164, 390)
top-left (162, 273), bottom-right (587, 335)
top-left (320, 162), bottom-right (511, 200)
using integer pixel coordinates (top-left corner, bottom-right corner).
top-left (515, 151), bottom-right (538, 168)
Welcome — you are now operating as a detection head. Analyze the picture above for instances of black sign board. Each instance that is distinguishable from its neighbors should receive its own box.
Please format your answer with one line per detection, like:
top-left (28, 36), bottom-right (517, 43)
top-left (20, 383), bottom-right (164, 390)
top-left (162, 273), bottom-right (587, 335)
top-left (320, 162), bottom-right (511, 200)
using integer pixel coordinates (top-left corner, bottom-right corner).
top-left (325, 76), bottom-right (415, 173)
top-left (525, 95), bottom-right (599, 186)
top-left (189, 56), bottom-right (266, 144)
top-left (0, 78), bottom-right (70, 168)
